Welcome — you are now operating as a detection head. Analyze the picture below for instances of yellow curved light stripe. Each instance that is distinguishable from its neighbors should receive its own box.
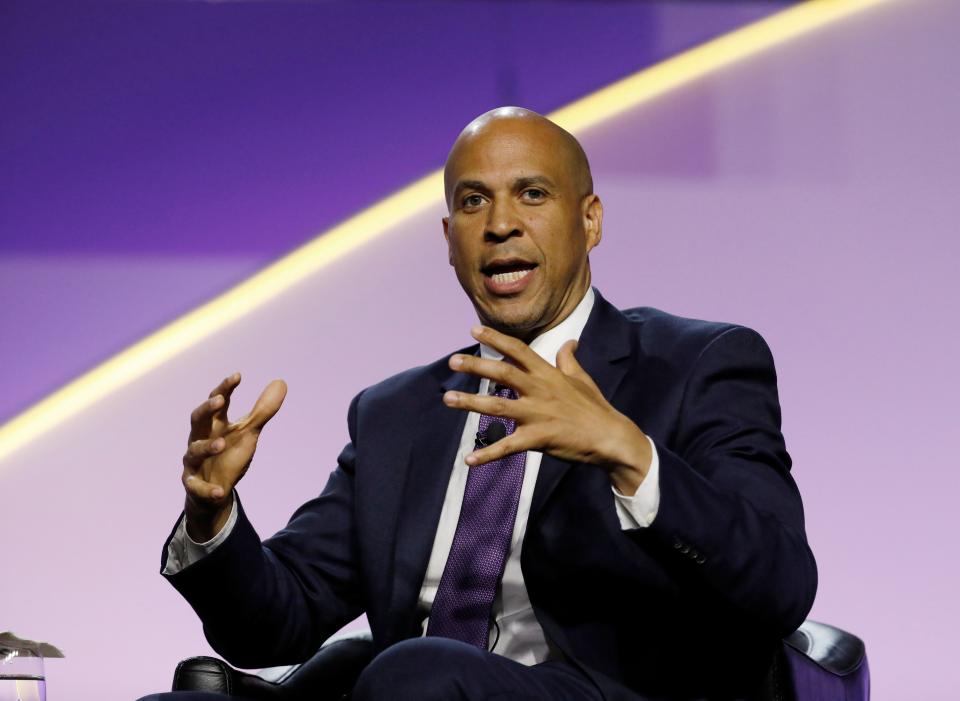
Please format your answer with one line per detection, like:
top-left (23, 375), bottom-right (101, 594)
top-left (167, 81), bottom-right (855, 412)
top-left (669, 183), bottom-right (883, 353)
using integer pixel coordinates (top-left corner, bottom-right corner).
top-left (0, 0), bottom-right (896, 464)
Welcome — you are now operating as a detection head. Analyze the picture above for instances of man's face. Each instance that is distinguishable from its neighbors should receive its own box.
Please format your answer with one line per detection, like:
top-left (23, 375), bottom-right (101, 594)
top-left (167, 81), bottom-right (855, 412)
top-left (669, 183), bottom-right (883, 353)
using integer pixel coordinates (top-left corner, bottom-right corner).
top-left (443, 119), bottom-right (602, 341)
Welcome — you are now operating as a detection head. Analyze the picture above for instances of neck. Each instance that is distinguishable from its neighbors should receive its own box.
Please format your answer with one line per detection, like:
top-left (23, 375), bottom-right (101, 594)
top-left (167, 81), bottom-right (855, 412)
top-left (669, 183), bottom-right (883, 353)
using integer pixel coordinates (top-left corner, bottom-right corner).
top-left (501, 280), bottom-right (593, 345)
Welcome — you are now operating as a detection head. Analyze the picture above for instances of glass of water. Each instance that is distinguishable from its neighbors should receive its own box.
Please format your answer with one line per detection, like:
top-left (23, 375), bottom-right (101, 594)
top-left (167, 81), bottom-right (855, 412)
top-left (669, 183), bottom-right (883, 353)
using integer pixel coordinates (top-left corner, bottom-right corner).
top-left (0, 646), bottom-right (45, 701)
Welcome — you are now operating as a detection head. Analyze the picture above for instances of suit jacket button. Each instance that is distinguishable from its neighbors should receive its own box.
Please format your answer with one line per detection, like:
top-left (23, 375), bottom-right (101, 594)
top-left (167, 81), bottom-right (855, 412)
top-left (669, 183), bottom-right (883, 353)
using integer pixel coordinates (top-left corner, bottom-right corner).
top-left (695, 554), bottom-right (706, 564)
top-left (672, 537), bottom-right (683, 550)
top-left (680, 544), bottom-right (691, 554)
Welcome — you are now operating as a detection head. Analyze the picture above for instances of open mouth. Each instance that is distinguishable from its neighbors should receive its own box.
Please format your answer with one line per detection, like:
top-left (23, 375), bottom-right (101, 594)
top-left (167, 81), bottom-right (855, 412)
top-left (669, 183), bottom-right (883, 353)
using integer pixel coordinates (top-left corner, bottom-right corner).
top-left (481, 259), bottom-right (539, 294)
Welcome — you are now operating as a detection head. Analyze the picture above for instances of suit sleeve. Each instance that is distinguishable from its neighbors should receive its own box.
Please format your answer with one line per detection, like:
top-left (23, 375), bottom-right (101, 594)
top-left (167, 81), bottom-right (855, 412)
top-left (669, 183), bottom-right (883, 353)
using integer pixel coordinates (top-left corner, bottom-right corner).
top-left (160, 393), bottom-right (366, 669)
top-left (642, 326), bottom-right (817, 636)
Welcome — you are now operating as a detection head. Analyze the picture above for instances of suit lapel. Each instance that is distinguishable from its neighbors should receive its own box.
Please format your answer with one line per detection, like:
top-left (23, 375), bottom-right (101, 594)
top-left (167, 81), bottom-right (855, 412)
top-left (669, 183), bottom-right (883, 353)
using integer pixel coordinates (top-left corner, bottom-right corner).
top-left (530, 290), bottom-right (636, 519)
top-left (385, 351), bottom-right (480, 643)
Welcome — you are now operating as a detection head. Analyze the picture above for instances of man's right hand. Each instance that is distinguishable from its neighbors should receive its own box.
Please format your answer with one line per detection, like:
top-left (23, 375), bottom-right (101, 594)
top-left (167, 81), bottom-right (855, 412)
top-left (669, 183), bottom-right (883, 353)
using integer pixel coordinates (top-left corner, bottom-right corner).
top-left (181, 373), bottom-right (287, 542)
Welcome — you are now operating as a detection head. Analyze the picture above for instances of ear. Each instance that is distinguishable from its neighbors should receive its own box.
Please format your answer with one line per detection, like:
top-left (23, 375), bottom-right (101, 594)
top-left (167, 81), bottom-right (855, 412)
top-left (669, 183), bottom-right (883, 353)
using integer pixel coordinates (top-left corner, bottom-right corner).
top-left (442, 216), bottom-right (454, 266)
top-left (581, 194), bottom-right (603, 253)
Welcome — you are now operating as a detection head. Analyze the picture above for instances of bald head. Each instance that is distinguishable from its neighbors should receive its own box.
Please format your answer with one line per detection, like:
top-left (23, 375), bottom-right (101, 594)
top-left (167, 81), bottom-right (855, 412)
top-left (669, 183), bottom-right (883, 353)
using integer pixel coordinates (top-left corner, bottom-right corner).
top-left (443, 107), bottom-right (593, 208)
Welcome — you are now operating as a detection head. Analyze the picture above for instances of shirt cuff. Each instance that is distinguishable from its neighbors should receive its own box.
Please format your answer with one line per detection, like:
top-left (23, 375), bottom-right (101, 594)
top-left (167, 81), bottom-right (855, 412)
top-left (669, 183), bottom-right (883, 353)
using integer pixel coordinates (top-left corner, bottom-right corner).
top-left (612, 435), bottom-right (660, 529)
top-left (162, 495), bottom-right (239, 575)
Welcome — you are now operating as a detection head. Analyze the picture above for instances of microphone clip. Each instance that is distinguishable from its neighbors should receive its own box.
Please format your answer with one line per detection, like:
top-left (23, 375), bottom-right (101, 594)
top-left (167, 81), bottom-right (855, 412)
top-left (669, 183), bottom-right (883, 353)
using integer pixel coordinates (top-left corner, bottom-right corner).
top-left (475, 420), bottom-right (508, 449)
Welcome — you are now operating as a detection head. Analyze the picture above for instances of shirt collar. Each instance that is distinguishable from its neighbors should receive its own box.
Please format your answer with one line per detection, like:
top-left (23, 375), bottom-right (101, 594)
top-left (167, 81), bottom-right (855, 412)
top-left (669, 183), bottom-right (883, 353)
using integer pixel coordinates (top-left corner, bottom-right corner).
top-left (479, 287), bottom-right (596, 368)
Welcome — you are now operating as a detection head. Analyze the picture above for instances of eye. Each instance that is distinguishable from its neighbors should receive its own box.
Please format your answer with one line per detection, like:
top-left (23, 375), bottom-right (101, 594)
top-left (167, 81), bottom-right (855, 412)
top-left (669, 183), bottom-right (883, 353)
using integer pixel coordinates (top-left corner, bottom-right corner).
top-left (462, 193), bottom-right (485, 209)
top-left (522, 188), bottom-right (546, 202)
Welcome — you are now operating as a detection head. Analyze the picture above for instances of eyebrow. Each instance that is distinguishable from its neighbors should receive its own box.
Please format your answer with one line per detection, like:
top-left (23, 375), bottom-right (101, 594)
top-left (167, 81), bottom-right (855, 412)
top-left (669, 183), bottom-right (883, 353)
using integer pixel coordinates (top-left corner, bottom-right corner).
top-left (513, 175), bottom-right (556, 191)
top-left (452, 180), bottom-right (491, 200)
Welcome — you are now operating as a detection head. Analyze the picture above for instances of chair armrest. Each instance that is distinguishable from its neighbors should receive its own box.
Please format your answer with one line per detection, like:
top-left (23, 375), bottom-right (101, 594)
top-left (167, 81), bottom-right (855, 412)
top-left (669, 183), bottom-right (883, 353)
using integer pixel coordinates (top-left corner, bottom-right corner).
top-left (172, 631), bottom-right (375, 700)
top-left (172, 656), bottom-right (239, 695)
top-left (784, 620), bottom-right (866, 677)
top-left (782, 620), bottom-right (869, 701)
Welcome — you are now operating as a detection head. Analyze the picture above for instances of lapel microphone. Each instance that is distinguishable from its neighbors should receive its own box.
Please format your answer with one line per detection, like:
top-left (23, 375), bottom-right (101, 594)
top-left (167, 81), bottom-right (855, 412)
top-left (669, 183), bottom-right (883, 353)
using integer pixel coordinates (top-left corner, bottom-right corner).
top-left (475, 420), bottom-right (507, 449)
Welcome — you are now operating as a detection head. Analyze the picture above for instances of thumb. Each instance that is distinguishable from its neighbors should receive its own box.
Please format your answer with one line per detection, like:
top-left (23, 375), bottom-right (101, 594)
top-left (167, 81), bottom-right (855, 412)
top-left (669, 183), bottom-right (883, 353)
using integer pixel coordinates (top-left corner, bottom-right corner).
top-left (557, 341), bottom-right (602, 395)
top-left (230, 379), bottom-right (288, 433)
top-left (250, 379), bottom-right (287, 431)
top-left (556, 340), bottom-right (585, 377)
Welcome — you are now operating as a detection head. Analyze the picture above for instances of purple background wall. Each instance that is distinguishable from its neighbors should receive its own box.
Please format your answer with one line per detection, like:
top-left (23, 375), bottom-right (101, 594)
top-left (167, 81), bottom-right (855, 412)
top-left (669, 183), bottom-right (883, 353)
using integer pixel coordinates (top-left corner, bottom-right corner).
top-left (0, 0), bottom-right (790, 424)
top-left (3, 0), bottom-right (958, 698)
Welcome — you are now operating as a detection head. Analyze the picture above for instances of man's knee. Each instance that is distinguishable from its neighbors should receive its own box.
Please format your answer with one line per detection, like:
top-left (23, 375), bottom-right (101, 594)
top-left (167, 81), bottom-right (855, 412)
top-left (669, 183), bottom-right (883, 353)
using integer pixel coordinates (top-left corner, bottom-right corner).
top-left (133, 694), bottom-right (228, 701)
top-left (352, 637), bottom-right (491, 701)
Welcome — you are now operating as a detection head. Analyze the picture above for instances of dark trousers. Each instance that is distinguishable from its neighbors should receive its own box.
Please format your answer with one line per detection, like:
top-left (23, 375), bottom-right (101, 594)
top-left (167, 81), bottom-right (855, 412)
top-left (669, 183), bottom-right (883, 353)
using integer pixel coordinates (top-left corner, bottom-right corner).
top-left (137, 637), bottom-right (605, 701)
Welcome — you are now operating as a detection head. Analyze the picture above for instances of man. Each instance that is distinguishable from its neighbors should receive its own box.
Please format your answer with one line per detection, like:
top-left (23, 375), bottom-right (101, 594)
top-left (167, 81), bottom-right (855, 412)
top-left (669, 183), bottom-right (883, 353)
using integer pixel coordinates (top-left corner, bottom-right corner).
top-left (143, 107), bottom-right (816, 700)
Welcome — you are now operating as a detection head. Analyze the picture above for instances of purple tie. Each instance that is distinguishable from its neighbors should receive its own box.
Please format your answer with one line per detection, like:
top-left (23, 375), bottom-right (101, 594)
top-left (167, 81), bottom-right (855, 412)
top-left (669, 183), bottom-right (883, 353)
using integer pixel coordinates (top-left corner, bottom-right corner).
top-left (426, 385), bottom-right (526, 649)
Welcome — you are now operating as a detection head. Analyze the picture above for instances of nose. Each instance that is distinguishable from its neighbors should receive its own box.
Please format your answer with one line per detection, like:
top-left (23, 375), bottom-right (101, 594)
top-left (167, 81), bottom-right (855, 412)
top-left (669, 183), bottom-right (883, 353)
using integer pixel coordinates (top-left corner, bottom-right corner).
top-left (484, 198), bottom-right (523, 243)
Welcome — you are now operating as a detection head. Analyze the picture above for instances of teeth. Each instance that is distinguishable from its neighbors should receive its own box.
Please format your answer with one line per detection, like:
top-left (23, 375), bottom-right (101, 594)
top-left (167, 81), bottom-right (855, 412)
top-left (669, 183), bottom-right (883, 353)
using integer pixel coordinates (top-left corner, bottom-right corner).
top-left (491, 269), bottom-right (531, 284)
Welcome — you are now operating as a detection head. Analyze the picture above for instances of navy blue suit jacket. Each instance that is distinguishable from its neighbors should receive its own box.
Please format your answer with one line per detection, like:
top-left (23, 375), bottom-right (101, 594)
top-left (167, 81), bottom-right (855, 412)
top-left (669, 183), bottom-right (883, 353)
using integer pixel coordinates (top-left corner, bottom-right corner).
top-left (163, 290), bottom-right (817, 699)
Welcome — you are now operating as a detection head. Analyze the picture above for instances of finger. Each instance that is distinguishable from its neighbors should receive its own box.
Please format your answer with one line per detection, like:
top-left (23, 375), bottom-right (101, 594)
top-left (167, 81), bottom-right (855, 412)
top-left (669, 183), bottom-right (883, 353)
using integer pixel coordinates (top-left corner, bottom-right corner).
top-left (448, 354), bottom-right (526, 391)
top-left (470, 326), bottom-right (551, 372)
top-left (465, 431), bottom-right (527, 466)
top-left (208, 372), bottom-right (242, 418)
top-left (189, 394), bottom-right (226, 441)
top-left (183, 472), bottom-right (227, 501)
top-left (229, 379), bottom-right (287, 433)
top-left (443, 390), bottom-right (529, 420)
top-left (208, 372), bottom-right (241, 400)
top-left (182, 436), bottom-right (225, 467)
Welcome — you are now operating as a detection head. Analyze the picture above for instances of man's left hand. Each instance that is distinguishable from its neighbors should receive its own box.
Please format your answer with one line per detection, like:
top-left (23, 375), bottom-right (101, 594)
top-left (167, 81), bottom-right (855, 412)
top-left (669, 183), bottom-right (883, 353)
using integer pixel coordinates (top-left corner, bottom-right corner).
top-left (443, 325), bottom-right (652, 495)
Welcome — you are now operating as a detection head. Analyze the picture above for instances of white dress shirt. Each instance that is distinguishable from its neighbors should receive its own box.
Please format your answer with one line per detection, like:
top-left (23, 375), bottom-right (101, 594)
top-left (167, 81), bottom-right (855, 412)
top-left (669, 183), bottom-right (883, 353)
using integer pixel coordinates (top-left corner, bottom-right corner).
top-left (164, 287), bottom-right (661, 666)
